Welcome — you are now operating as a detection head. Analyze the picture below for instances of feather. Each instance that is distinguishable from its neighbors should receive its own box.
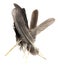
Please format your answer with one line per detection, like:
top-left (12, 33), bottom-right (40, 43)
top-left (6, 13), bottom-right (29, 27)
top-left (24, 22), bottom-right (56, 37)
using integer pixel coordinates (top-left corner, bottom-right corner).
top-left (31, 18), bottom-right (55, 36)
top-left (30, 10), bottom-right (38, 29)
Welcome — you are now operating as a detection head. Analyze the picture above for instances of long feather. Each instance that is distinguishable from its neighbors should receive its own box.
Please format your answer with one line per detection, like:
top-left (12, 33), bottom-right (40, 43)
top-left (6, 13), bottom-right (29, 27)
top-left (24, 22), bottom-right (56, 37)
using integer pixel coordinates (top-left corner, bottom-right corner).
top-left (31, 18), bottom-right (55, 35)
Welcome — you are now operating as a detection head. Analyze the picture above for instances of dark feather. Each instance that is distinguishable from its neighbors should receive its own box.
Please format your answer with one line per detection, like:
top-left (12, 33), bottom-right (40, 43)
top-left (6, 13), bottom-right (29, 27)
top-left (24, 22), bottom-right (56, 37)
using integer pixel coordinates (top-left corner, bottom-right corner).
top-left (12, 3), bottom-right (39, 55)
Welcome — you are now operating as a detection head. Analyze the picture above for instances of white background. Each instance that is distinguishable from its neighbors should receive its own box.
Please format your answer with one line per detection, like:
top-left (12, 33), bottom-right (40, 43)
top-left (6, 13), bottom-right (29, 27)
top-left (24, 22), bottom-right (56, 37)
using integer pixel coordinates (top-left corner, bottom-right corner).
top-left (0, 0), bottom-right (58, 65)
